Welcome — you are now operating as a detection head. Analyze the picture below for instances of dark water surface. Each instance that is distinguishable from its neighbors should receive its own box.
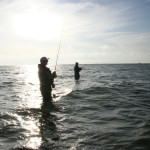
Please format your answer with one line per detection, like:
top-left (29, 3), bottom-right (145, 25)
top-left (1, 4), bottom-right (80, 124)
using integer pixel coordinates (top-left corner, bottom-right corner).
top-left (0, 64), bottom-right (150, 150)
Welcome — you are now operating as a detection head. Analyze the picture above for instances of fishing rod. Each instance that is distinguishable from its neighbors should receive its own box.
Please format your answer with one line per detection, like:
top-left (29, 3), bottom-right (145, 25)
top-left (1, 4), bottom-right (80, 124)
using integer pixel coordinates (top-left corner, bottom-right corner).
top-left (55, 23), bottom-right (64, 71)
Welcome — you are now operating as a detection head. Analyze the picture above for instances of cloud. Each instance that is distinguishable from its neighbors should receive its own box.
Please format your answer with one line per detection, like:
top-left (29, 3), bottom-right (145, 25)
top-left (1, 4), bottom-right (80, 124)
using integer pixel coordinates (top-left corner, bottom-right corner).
top-left (0, 0), bottom-right (150, 64)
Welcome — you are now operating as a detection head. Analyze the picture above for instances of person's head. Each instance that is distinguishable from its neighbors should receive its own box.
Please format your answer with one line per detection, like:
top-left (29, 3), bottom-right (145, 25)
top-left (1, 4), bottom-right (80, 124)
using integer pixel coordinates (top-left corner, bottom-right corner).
top-left (75, 62), bottom-right (78, 66)
top-left (40, 57), bottom-right (49, 66)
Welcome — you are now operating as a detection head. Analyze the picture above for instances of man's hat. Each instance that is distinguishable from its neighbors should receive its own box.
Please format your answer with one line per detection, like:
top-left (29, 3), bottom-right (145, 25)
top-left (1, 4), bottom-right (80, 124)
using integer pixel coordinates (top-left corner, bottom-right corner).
top-left (40, 57), bottom-right (49, 62)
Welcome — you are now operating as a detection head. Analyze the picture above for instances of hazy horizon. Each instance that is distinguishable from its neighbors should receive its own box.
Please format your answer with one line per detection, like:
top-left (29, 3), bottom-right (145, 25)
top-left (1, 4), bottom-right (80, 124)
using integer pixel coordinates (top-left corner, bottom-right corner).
top-left (0, 63), bottom-right (149, 66)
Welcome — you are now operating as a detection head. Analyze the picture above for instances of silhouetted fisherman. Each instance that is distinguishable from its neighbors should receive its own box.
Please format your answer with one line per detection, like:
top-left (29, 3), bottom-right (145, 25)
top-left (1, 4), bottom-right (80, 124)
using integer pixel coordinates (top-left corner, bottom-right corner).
top-left (38, 57), bottom-right (57, 102)
top-left (74, 62), bottom-right (82, 80)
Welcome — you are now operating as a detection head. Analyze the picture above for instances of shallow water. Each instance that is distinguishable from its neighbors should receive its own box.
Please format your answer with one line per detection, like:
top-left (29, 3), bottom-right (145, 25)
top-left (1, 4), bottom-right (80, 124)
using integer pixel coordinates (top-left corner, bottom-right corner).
top-left (0, 64), bottom-right (150, 150)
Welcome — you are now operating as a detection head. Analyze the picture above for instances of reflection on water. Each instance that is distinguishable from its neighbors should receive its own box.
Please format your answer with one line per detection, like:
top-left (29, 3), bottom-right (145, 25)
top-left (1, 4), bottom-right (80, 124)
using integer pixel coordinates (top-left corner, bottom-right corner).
top-left (0, 65), bottom-right (64, 149)
top-left (15, 102), bottom-right (59, 149)
top-left (19, 66), bottom-right (41, 109)
top-left (40, 102), bottom-right (60, 141)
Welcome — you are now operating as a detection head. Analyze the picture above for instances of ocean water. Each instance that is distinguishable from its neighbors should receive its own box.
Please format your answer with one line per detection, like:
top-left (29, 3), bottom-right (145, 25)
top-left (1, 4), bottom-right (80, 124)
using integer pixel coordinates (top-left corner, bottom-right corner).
top-left (0, 64), bottom-right (150, 150)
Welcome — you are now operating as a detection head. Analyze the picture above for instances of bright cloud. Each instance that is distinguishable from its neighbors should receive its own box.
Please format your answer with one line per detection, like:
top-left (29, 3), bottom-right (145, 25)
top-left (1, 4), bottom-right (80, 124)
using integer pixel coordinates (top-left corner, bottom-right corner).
top-left (0, 0), bottom-right (150, 65)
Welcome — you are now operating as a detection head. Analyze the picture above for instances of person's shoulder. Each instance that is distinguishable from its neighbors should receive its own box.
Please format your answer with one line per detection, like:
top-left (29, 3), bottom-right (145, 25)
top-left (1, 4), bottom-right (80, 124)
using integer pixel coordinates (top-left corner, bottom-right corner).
top-left (45, 66), bottom-right (49, 70)
top-left (39, 66), bottom-right (49, 72)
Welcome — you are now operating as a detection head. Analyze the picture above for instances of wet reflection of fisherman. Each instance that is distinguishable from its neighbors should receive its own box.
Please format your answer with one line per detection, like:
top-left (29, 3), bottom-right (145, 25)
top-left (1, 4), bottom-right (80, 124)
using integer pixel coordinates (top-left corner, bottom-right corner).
top-left (74, 62), bottom-right (82, 80)
top-left (38, 57), bottom-right (57, 102)
top-left (38, 102), bottom-right (60, 148)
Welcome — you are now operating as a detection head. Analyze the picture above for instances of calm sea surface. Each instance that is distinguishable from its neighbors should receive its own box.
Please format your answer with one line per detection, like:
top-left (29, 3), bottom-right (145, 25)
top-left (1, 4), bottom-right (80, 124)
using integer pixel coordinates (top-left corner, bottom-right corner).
top-left (0, 64), bottom-right (150, 150)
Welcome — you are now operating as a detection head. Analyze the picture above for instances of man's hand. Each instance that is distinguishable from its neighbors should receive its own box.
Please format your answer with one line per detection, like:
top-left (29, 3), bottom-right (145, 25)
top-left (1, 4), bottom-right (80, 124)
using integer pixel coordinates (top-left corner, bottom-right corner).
top-left (53, 71), bottom-right (57, 78)
top-left (52, 83), bottom-right (55, 88)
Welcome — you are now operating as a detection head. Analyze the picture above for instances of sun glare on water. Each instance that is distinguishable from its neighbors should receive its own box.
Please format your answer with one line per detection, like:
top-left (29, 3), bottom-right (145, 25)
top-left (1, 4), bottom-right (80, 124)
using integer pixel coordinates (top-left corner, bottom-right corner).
top-left (13, 10), bottom-right (64, 40)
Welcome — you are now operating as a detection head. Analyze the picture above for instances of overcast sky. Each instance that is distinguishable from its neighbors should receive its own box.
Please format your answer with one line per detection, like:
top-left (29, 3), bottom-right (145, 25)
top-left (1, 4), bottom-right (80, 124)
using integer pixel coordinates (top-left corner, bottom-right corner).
top-left (0, 0), bottom-right (150, 65)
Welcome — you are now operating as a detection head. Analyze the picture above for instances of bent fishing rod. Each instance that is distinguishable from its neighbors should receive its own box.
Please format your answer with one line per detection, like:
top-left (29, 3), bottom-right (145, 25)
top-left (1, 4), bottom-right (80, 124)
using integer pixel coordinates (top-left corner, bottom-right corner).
top-left (55, 23), bottom-right (64, 71)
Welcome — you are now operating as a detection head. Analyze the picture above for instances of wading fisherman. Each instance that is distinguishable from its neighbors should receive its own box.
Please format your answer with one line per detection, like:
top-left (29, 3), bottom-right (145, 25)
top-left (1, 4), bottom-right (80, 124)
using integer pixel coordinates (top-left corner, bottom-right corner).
top-left (74, 62), bottom-right (82, 80)
top-left (38, 57), bottom-right (57, 102)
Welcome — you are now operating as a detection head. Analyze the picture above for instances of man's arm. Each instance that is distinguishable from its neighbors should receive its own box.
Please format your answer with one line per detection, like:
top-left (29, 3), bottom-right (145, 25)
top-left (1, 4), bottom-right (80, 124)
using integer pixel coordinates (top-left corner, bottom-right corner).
top-left (51, 71), bottom-right (57, 88)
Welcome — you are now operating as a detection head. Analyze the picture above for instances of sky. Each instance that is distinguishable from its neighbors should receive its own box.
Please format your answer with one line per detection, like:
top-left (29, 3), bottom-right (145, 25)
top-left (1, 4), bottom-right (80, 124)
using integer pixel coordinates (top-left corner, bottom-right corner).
top-left (0, 0), bottom-right (150, 65)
